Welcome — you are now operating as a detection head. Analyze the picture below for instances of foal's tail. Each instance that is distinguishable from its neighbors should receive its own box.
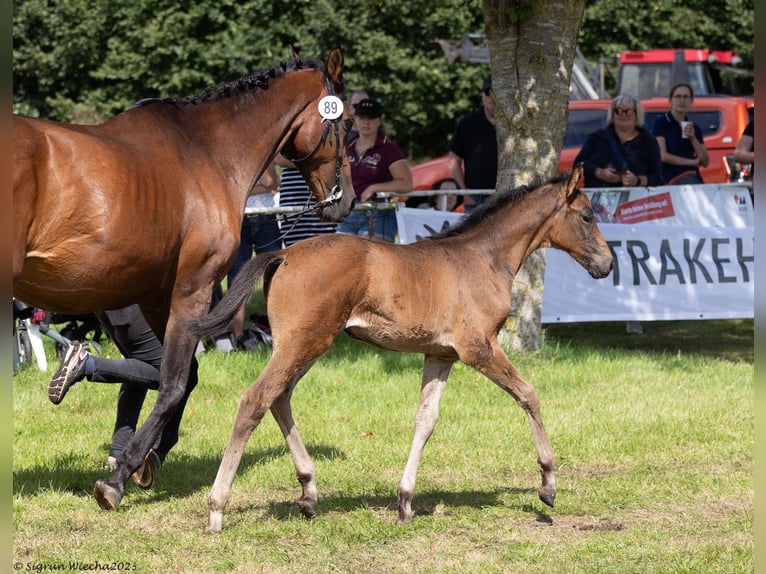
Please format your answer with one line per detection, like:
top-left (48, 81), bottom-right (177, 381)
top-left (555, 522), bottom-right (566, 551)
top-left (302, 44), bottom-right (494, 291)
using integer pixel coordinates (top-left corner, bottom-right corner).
top-left (192, 251), bottom-right (284, 340)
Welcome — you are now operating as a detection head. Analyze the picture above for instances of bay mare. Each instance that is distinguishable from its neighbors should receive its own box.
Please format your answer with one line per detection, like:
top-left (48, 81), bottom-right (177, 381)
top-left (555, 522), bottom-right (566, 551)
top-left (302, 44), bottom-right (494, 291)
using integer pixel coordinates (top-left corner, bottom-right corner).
top-left (13, 48), bottom-right (354, 511)
top-left (194, 166), bottom-right (614, 532)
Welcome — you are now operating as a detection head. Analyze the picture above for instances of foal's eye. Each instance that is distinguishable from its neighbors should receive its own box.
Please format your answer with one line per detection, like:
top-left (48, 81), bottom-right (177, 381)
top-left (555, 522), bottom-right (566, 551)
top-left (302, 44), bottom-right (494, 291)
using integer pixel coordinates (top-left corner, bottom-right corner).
top-left (581, 210), bottom-right (594, 223)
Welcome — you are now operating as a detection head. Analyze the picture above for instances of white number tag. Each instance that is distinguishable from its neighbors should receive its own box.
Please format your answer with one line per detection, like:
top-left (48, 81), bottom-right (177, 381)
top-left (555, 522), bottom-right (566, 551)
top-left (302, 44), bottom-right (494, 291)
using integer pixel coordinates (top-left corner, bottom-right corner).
top-left (318, 95), bottom-right (344, 120)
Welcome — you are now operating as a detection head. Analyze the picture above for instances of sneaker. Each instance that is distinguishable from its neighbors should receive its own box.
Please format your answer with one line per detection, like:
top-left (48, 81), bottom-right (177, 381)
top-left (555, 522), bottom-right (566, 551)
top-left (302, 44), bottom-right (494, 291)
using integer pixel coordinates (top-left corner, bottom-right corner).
top-left (48, 342), bottom-right (88, 405)
top-left (214, 335), bottom-right (235, 353)
top-left (132, 449), bottom-right (162, 490)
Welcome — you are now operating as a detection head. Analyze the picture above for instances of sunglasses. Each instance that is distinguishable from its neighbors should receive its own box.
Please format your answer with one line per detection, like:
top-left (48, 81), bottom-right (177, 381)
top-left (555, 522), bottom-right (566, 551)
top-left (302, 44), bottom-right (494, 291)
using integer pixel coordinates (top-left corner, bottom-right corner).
top-left (614, 107), bottom-right (636, 117)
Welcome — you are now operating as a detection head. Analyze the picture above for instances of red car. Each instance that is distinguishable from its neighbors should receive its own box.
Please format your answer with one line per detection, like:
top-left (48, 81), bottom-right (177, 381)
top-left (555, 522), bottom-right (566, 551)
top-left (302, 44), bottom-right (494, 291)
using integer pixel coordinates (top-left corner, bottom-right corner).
top-left (411, 96), bottom-right (753, 189)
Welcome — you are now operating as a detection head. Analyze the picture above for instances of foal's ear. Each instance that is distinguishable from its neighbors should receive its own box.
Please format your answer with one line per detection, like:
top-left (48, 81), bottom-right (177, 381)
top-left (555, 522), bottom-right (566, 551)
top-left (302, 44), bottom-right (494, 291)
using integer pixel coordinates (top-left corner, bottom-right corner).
top-left (566, 164), bottom-right (585, 201)
top-left (288, 45), bottom-right (300, 63)
top-left (326, 47), bottom-right (345, 94)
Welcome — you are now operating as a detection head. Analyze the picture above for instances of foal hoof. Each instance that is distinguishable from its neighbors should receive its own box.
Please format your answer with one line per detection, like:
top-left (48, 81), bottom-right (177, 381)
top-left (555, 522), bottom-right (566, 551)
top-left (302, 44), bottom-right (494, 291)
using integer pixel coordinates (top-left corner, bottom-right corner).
top-left (94, 479), bottom-right (123, 511)
top-left (297, 498), bottom-right (318, 519)
top-left (538, 486), bottom-right (556, 508)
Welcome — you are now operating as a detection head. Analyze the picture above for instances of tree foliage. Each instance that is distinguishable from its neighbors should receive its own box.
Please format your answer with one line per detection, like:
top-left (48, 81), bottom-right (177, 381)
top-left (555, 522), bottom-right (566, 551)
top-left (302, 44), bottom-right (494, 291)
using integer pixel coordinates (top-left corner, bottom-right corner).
top-left (13, 0), bottom-right (753, 161)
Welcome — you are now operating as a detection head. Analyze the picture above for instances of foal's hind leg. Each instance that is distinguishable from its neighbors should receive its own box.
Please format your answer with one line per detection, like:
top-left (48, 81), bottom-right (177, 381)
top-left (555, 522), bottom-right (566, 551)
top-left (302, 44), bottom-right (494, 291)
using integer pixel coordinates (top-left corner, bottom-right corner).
top-left (469, 341), bottom-right (556, 508)
top-left (270, 380), bottom-right (318, 519)
top-left (397, 355), bottom-right (454, 524)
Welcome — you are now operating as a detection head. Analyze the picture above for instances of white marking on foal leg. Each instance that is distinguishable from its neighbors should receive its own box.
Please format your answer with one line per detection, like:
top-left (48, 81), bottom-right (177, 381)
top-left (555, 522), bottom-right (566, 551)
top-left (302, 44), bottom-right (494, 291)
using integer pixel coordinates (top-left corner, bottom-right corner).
top-left (270, 392), bottom-right (318, 518)
top-left (205, 378), bottom-right (284, 533)
top-left (397, 356), bottom-right (453, 524)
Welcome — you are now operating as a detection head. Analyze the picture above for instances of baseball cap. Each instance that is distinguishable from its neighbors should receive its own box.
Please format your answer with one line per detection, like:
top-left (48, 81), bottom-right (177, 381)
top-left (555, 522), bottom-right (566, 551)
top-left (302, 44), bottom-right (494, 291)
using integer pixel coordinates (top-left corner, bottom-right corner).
top-left (353, 98), bottom-right (383, 118)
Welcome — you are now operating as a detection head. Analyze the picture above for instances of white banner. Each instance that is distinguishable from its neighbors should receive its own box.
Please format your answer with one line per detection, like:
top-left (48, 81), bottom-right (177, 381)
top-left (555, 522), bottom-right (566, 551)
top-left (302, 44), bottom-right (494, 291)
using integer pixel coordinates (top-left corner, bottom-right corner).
top-left (395, 184), bottom-right (754, 323)
top-left (542, 225), bottom-right (754, 322)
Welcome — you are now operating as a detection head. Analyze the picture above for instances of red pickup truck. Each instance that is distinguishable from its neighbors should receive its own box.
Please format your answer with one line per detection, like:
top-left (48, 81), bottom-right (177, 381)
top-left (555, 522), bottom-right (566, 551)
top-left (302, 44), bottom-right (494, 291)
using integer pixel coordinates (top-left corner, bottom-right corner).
top-left (411, 95), bottom-right (753, 189)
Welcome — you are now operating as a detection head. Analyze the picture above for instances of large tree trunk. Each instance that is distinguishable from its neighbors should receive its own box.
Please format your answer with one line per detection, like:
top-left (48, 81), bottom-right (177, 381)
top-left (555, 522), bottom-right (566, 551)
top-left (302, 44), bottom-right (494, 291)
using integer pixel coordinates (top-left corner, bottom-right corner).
top-left (483, 0), bottom-right (586, 351)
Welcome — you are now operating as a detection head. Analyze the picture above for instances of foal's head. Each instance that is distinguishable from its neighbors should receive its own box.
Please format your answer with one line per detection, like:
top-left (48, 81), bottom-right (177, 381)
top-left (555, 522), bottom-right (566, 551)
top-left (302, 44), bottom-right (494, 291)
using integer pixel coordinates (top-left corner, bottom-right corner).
top-left (542, 165), bottom-right (614, 278)
top-left (433, 166), bottom-right (613, 279)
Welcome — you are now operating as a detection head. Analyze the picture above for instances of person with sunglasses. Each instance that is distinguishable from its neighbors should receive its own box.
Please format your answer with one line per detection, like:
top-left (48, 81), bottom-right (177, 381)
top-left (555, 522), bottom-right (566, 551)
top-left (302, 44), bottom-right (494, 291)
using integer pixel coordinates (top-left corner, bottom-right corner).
top-left (447, 77), bottom-right (497, 212)
top-left (652, 82), bottom-right (709, 185)
top-left (574, 94), bottom-right (662, 188)
top-left (343, 89), bottom-right (369, 141)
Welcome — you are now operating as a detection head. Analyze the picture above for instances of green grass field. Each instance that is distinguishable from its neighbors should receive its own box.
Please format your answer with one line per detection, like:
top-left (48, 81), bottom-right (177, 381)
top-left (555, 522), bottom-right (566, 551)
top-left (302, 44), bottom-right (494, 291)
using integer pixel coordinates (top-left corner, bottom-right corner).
top-left (13, 319), bottom-right (752, 573)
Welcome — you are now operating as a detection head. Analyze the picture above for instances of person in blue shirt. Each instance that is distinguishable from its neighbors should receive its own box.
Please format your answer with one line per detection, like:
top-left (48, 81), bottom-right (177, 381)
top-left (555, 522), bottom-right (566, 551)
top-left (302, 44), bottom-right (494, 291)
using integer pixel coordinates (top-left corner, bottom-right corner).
top-left (652, 82), bottom-right (709, 185)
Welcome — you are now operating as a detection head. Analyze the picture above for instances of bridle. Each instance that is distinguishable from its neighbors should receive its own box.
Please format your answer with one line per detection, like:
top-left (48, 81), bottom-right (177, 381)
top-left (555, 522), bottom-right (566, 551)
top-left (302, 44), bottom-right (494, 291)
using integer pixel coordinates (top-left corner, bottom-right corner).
top-left (283, 77), bottom-right (345, 212)
top-left (253, 77), bottom-right (347, 250)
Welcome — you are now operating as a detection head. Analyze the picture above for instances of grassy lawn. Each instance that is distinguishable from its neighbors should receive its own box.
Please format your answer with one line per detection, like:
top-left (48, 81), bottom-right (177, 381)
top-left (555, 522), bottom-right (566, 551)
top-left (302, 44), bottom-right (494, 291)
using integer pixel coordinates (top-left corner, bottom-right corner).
top-left (13, 319), bottom-right (752, 573)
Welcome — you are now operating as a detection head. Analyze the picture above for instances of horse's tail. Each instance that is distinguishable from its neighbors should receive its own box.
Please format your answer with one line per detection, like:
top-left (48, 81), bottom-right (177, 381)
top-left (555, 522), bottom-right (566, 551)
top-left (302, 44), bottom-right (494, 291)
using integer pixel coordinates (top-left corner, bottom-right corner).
top-left (192, 251), bottom-right (284, 340)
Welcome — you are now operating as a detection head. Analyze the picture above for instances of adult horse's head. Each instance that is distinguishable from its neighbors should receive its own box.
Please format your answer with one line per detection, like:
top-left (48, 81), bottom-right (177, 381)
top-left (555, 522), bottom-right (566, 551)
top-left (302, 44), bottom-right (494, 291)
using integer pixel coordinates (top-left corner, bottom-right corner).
top-left (280, 48), bottom-right (355, 222)
top-left (545, 164), bottom-right (614, 278)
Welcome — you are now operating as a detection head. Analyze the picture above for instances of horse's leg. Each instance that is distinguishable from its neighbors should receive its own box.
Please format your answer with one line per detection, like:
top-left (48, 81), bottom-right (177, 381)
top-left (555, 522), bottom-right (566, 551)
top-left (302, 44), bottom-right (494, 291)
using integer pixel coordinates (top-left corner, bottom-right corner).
top-left (93, 311), bottom-right (201, 510)
top-left (205, 362), bottom-right (300, 534)
top-left (269, 371), bottom-right (318, 519)
top-left (397, 355), bottom-right (454, 524)
top-left (470, 341), bottom-right (556, 508)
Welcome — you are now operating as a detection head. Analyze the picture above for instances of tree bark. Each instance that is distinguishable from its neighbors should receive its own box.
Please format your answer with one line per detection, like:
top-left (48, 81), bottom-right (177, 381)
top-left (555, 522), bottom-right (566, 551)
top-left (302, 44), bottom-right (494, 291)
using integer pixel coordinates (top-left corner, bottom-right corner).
top-left (483, 0), bottom-right (586, 351)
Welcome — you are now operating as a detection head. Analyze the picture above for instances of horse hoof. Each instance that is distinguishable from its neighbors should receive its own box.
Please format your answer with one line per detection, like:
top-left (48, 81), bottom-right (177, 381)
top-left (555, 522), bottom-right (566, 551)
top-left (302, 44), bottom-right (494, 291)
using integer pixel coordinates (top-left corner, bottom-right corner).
top-left (94, 479), bottom-right (123, 511)
top-left (298, 498), bottom-right (318, 519)
top-left (538, 486), bottom-right (556, 508)
top-left (132, 449), bottom-right (162, 490)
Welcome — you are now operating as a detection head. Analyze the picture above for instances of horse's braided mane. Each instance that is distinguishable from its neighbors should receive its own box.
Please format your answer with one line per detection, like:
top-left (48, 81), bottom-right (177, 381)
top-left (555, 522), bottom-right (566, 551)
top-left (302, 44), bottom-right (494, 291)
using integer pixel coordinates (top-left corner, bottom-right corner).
top-left (132, 57), bottom-right (325, 109)
top-left (430, 172), bottom-right (570, 239)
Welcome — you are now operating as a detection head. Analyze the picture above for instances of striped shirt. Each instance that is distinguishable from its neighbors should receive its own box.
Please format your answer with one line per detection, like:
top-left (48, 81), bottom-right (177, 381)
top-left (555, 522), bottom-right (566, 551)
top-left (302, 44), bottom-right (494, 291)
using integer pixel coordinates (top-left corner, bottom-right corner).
top-left (278, 167), bottom-right (337, 247)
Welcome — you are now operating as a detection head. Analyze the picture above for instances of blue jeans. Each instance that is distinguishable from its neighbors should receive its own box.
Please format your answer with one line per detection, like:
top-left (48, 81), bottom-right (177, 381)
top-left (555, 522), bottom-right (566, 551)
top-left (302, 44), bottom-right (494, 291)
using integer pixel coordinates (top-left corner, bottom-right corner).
top-left (463, 194), bottom-right (486, 213)
top-left (336, 207), bottom-right (397, 242)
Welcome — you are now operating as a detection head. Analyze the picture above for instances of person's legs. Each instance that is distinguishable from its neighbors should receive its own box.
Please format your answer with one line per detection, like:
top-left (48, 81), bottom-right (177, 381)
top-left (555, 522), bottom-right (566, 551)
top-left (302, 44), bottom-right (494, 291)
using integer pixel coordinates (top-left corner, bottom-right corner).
top-left (373, 209), bottom-right (397, 242)
top-left (89, 356), bottom-right (160, 387)
top-left (98, 308), bottom-right (164, 464)
top-left (335, 210), bottom-right (367, 236)
top-left (110, 383), bottom-right (150, 459)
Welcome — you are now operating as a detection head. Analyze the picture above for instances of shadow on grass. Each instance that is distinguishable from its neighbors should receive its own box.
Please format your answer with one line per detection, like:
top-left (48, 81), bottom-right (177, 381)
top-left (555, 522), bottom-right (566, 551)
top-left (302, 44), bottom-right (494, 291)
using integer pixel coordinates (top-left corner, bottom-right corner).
top-left (13, 443), bottom-right (340, 500)
top-left (543, 319), bottom-right (753, 363)
top-left (263, 486), bottom-right (543, 521)
top-left (13, 443), bottom-right (550, 522)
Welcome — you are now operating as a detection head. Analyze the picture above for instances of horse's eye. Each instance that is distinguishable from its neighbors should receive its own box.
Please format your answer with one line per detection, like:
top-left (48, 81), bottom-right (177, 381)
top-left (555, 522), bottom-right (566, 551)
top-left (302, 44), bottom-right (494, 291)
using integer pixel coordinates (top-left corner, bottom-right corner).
top-left (582, 210), bottom-right (594, 223)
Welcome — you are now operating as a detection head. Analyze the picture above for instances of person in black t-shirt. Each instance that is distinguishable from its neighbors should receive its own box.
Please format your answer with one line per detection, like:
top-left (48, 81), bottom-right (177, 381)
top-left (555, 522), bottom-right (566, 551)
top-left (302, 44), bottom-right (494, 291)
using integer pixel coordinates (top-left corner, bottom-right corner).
top-left (447, 77), bottom-right (497, 213)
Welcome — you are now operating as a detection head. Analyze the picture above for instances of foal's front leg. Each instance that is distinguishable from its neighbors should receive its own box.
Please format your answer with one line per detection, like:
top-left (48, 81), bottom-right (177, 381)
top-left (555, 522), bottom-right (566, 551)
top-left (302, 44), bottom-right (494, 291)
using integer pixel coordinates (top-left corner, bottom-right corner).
top-left (397, 355), bottom-right (453, 524)
top-left (473, 341), bottom-right (556, 508)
